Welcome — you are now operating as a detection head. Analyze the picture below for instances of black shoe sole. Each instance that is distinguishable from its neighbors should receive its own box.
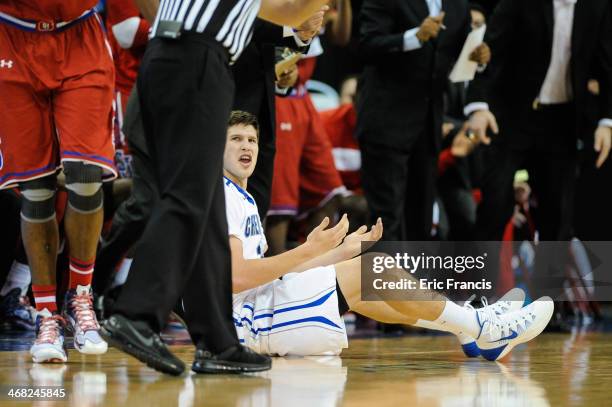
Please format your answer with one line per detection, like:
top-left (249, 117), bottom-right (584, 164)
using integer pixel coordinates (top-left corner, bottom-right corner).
top-left (192, 359), bottom-right (272, 374)
top-left (100, 325), bottom-right (185, 376)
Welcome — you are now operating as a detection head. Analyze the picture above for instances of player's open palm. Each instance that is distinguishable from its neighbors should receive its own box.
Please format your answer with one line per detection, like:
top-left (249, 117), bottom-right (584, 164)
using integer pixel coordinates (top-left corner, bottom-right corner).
top-left (340, 217), bottom-right (383, 258)
top-left (306, 214), bottom-right (349, 254)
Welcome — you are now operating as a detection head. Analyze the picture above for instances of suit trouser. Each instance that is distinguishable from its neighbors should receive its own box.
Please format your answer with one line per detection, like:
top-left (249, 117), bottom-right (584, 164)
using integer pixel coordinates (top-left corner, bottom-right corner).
top-left (0, 190), bottom-right (21, 281)
top-left (233, 94), bottom-right (276, 221)
top-left (361, 129), bottom-right (438, 241)
top-left (94, 88), bottom-right (157, 294)
top-left (475, 103), bottom-right (577, 241)
top-left (247, 138), bottom-right (275, 222)
top-left (113, 36), bottom-right (239, 353)
top-left (439, 186), bottom-right (477, 241)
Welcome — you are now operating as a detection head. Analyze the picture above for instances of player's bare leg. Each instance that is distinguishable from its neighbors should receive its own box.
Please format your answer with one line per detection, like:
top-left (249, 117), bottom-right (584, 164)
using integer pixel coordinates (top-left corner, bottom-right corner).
top-left (335, 254), bottom-right (444, 325)
top-left (64, 205), bottom-right (103, 279)
top-left (62, 162), bottom-right (108, 355)
top-left (22, 220), bottom-right (59, 288)
top-left (20, 176), bottom-right (67, 363)
top-left (335, 253), bottom-right (554, 361)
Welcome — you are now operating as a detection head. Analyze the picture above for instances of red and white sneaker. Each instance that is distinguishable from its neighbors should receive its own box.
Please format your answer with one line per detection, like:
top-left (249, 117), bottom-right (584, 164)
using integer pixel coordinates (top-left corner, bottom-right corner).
top-left (64, 285), bottom-right (108, 355)
top-left (30, 309), bottom-right (68, 363)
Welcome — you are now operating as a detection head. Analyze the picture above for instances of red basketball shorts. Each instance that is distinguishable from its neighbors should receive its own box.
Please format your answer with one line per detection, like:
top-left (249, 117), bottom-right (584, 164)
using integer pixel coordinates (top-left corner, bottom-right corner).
top-left (0, 14), bottom-right (116, 189)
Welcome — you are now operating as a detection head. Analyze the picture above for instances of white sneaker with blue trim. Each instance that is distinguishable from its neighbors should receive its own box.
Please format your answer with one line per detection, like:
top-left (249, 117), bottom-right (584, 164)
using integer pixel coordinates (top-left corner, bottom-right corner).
top-left (475, 296), bottom-right (554, 361)
top-left (457, 288), bottom-right (526, 358)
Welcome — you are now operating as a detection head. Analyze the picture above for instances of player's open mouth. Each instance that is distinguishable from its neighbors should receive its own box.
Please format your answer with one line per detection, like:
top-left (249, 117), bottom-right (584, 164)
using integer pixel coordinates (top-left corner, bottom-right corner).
top-left (239, 155), bottom-right (252, 164)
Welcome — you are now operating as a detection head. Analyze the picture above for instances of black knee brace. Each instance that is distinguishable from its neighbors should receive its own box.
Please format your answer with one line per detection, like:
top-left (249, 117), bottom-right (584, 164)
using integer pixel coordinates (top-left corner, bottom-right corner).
top-left (63, 162), bottom-right (103, 213)
top-left (19, 175), bottom-right (57, 222)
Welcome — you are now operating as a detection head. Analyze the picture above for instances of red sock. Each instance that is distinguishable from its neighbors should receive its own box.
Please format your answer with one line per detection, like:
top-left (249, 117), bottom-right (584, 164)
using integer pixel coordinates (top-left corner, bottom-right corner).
top-left (69, 257), bottom-right (94, 289)
top-left (32, 284), bottom-right (57, 312)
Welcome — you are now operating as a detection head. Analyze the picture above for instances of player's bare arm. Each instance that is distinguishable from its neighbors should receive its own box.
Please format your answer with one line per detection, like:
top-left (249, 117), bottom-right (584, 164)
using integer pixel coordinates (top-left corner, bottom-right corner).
top-left (288, 217), bottom-right (383, 274)
top-left (231, 215), bottom-right (349, 292)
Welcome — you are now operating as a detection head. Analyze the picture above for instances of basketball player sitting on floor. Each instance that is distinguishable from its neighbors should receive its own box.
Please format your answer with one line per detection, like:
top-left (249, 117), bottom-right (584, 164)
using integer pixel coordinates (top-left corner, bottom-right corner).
top-left (223, 111), bottom-right (554, 361)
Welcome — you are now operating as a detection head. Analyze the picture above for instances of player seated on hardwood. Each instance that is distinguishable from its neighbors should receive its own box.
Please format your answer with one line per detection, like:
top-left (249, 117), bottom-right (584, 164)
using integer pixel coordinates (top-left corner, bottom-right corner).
top-left (221, 111), bottom-right (554, 361)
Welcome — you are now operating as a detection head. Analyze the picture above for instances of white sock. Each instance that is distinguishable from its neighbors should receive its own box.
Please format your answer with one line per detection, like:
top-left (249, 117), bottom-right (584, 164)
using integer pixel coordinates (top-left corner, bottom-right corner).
top-left (413, 318), bottom-right (443, 331)
top-left (0, 261), bottom-right (31, 297)
top-left (426, 300), bottom-right (480, 338)
top-left (111, 258), bottom-right (132, 288)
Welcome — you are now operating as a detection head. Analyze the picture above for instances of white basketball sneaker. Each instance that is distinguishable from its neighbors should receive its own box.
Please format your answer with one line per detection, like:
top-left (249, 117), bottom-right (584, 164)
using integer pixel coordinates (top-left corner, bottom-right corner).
top-left (64, 285), bottom-right (108, 355)
top-left (30, 309), bottom-right (68, 363)
top-left (475, 296), bottom-right (554, 361)
top-left (458, 288), bottom-right (526, 357)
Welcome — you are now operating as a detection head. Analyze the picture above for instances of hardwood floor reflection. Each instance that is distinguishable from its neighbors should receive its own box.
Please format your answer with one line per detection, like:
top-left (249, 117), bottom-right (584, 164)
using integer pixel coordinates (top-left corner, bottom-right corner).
top-left (0, 331), bottom-right (610, 406)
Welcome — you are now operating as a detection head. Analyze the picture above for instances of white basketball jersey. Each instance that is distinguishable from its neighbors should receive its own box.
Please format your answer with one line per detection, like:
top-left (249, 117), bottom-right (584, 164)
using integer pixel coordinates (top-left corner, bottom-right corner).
top-left (224, 176), bottom-right (267, 259)
top-left (225, 176), bottom-right (348, 356)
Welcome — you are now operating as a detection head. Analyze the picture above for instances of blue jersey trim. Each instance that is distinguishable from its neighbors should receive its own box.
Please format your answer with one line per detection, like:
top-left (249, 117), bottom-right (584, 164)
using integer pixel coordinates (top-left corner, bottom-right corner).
top-left (224, 176), bottom-right (255, 205)
top-left (234, 289), bottom-right (341, 335)
top-left (62, 150), bottom-right (114, 166)
top-left (235, 315), bottom-right (342, 335)
top-left (0, 164), bottom-right (57, 184)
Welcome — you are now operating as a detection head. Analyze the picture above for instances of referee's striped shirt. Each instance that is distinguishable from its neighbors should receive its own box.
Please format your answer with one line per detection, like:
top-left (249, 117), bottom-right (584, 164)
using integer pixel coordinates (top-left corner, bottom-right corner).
top-left (151, 0), bottom-right (262, 61)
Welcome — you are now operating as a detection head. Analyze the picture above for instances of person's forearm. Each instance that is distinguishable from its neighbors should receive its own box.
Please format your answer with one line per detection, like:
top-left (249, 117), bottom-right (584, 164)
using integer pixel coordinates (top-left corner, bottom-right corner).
top-left (328, 0), bottom-right (352, 46)
top-left (232, 243), bottom-right (319, 292)
top-left (288, 245), bottom-right (351, 274)
top-left (259, 0), bottom-right (329, 28)
top-left (134, 0), bottom-right (159, 23)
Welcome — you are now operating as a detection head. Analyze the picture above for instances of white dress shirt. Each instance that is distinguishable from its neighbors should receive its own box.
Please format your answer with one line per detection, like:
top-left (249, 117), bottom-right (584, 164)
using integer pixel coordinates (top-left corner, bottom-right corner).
top-left (538, 0), bottom-right (576, 104)
top-left (464, 0), bottom-right (612, 127)
top-left (403, 0), bottom-right (442, 51)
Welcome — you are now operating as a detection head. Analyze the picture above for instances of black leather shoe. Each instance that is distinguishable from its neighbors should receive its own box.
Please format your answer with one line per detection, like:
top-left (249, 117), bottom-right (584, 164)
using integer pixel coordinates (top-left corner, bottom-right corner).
top-left (192, 345), bottom-right (272, 374)
top-left (100, 314), bottom-right (185, 376)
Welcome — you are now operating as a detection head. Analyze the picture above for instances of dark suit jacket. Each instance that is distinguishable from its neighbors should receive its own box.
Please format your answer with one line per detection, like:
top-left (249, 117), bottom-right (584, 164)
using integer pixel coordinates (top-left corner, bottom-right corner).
top-left (231, 19), bottom-right (307, 218)
top-left (467, 0), bottom-right (612, 150)
top-left (232, 19), bottom-right (281, 145)
top-left (444, 81), bottom-right (468, 126)
top-left (356, 0), bottom-right (471, 151)
top-left (232, 19), bottom-right (309, 145)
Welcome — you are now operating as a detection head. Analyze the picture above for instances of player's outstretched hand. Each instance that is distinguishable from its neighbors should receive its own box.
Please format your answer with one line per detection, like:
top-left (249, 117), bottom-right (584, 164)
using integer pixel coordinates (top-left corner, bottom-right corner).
top-left (306, 214), bottom-right (349, 254)
top-left (339, 217), bottom-right (383, 259)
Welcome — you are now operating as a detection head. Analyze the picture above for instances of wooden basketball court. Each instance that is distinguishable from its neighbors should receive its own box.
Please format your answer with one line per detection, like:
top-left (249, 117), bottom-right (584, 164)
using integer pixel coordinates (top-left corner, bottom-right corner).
top-left (0, 330), bottom-right (609, 406)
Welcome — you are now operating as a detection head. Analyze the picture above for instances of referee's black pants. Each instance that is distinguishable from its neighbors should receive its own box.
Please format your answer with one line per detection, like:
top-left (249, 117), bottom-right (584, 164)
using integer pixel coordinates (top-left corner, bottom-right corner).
top-left (113, 36), bottom-right (239, 353)
top-left (94, 87), bottom-right (158, 295)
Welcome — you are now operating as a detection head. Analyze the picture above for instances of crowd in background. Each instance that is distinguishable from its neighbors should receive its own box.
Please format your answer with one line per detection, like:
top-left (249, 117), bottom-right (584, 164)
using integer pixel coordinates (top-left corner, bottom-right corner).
top-left (1, 0), bottom-right (611, 339)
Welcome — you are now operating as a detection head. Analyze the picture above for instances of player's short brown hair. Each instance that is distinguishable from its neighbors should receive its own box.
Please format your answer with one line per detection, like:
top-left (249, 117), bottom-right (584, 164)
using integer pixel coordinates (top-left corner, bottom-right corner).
top-left (228, 110), bottom-right (259, 135)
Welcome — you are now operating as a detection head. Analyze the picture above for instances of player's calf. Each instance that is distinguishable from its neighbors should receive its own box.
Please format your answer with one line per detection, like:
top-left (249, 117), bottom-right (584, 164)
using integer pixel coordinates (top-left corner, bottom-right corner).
top-left (62, 162), bottom-right (107, 354)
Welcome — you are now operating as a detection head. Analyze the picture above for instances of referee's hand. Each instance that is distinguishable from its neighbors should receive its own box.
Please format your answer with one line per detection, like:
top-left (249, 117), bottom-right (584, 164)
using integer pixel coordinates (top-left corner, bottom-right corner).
top-left (295, 5), bottom-right (330, 41)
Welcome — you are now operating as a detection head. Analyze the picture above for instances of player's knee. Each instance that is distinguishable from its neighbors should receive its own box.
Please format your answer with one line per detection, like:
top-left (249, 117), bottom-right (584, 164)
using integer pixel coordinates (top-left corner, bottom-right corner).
top-left (19, 175), bottom-right (57, 223)
top-left (63, 162), bottom-right (103, 213)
